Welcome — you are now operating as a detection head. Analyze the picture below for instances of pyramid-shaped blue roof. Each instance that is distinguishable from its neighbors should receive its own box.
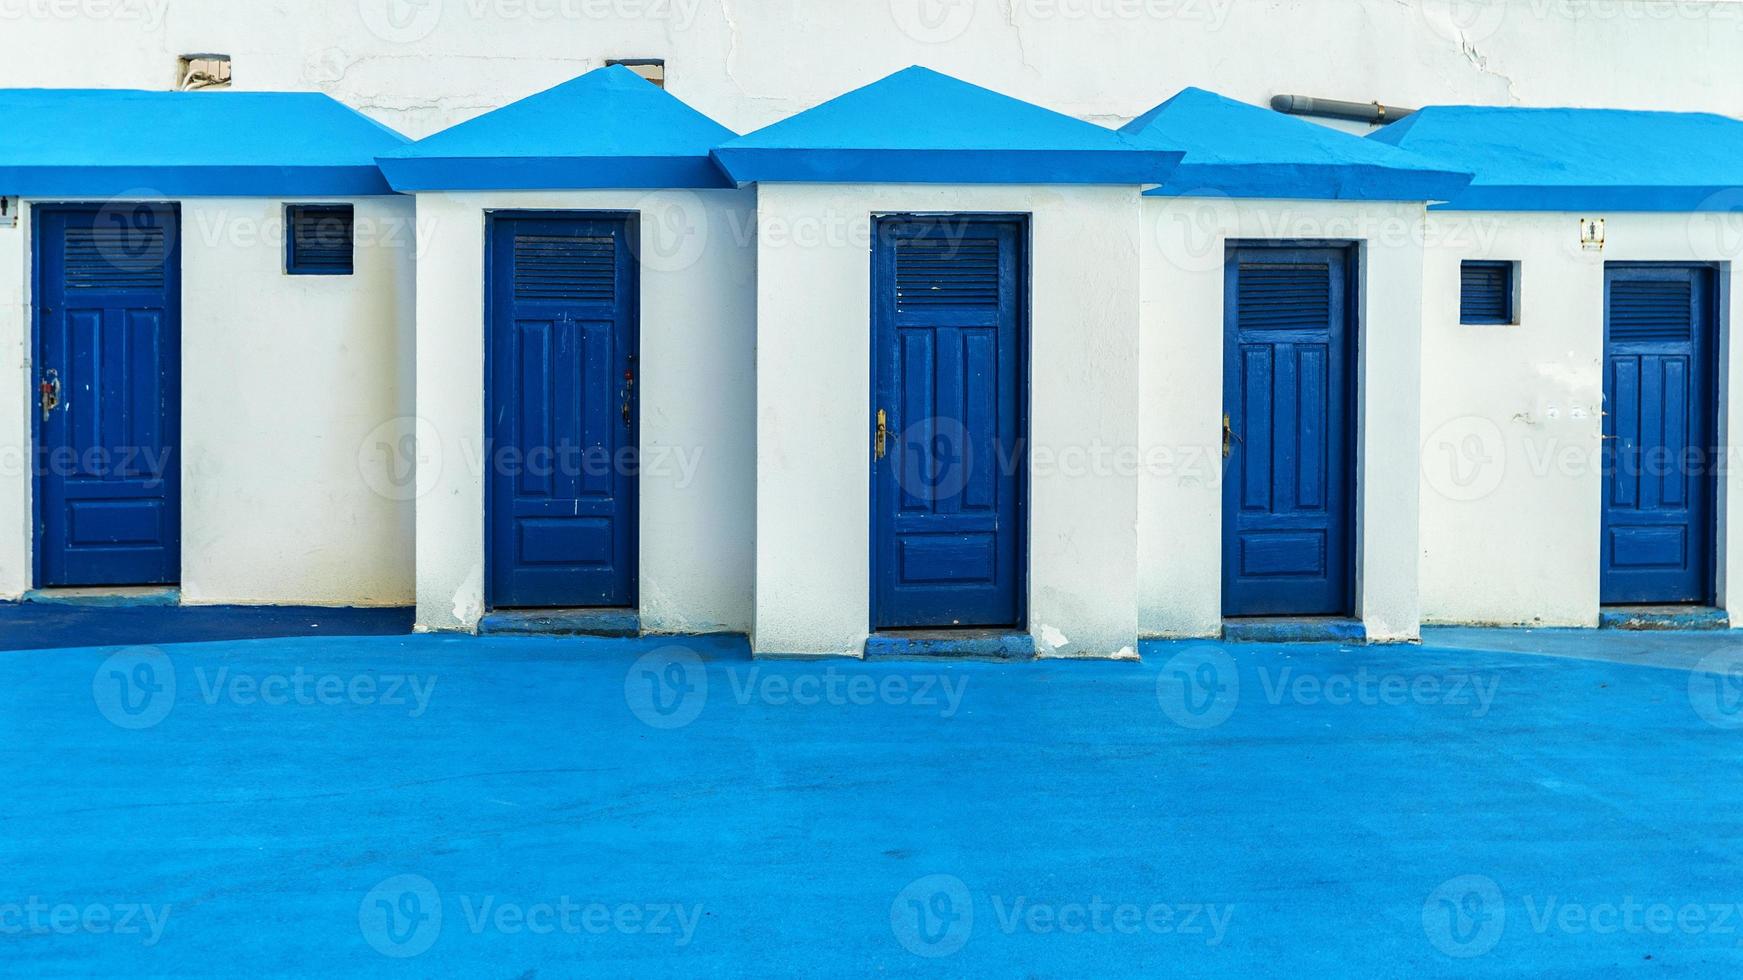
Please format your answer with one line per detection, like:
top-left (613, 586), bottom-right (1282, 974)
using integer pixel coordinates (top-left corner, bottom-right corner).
top-left (378, 65), bottom-right (736, 191)
top-left (1120, 87), bottom-right (1471, 202)
top-left (712, 67), bottom-right (1180, 185)
top-left (0, 89), bottom-right (406, 196)
top-left (1370, 105), bottom-right (1743, 211)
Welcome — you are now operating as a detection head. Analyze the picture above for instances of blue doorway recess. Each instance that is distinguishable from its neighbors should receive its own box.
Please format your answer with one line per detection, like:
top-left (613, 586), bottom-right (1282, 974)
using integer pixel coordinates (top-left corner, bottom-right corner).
top-left (871, 216), bottom-right (1026, 630)
top-left (1601, 263), bottom-right (1718, 605)
top-left (485, 213), bottom-right (638, 609)
top-left (33, 203), bottom-right (181, 587)
top-left (1221, 244), bottom-right (1356, 618)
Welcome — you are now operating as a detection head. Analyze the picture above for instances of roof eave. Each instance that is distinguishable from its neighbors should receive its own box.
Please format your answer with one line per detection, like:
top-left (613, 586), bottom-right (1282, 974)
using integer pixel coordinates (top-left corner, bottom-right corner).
top-left (1429, 184), bottom-right (1739, 212)
top-left (0, 163), bottom-right (397, 198)
top-left (710, 146), bottom-right (1183, 185)
top-left (1140, 162), bottom-right (1474, 202)
top-left (376, 154), bottom-right (734, 192)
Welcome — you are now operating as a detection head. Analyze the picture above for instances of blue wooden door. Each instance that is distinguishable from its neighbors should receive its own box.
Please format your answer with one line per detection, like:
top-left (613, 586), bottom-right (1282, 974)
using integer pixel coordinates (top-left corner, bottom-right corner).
top-left (34, 204), bottom-right (181, 587)
top-left (487, 214), bottom-right (638, 608)
top-left (1601, 264), bottom-right (1716, 605)
top-left (872, 218), bottom-right (1024, 630)
top-left (1222, 245), bottom-right (1354, 617)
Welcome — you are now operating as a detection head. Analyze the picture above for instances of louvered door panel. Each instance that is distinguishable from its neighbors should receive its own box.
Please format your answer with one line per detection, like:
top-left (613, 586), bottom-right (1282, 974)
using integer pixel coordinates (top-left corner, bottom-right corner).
top-left (873, 219), bottom-right (1023, 630)
top-left (34, 205), bottom-right (181, 587)
top-left (488, 217), bottom-right (638, 609)
top-left (1602, 265), bottom-right (1715, 604)
top-left (1222, 247), bottom-right (1354, 617)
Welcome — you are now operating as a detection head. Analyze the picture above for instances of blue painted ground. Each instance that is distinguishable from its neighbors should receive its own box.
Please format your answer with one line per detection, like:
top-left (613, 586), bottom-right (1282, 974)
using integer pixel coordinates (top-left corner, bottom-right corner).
top-left (3, 626), bottom-right (1743, 976)
top-left (0, 602), bottom-right (411, 651)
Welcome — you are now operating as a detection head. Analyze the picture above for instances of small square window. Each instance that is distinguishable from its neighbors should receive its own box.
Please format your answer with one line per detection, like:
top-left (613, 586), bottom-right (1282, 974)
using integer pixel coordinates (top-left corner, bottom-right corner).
top-left (286, 205), bottom-right (354, 276)
top-left (606, 58), bottom-right (665, 88)
top-left (1460, 260), bottom-right (1516, 325)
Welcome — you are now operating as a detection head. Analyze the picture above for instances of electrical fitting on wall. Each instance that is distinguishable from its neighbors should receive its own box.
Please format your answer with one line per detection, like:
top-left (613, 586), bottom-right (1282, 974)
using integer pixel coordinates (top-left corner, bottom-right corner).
top-left (177, 54), bottom-right (231, 90)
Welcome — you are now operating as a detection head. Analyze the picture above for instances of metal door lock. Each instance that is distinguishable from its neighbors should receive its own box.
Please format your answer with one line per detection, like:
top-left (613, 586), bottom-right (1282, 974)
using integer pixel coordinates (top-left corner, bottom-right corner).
top-left (38, 369), bottom-right (60, 421)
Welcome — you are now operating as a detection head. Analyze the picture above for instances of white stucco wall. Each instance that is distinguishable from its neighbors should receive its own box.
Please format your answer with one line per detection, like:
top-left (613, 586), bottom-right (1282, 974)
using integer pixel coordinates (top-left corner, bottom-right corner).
top-left (1419, 210), bottom-right (1743, 627)
top-left (1139, 197), bottom-right (1427, 641)
top-left (754, 182), bottom-right (1140, 659)
top-left (0, 196), bottom-right (416, 604)
top-left (0, 203), bottom-right (29, 599)
top-left (413, 189), bottom-right (757, 634)
top-left (5, 1), bottom-right (1743, 137)
top-left (180, 196), bottom-right (416, 605)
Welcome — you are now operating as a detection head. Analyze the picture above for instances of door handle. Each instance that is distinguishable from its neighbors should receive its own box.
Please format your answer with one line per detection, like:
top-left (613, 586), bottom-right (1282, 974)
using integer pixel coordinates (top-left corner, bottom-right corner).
top-left (1222, 413), bottom-right (1241, 458)
top-left (622, 369), bottom-right (634, 427)
top-left (38, 369), bottom-right (60, 422)
top-left (875, 409), bottom-right (888, 460)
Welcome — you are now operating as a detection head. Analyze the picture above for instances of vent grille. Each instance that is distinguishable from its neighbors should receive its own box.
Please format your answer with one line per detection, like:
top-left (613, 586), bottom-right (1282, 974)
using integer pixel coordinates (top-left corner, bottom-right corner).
top-left (1611, 279), bottom-right (1693, 342)
top-left (514, 235), bottom-right (616, 303)
top-left (895, 237), bottom-right (1001, 310)
top-left (1460, 261), bottom-right (1513, 324)
top-left (287, 205), bottom-right (354, 275)
top-left (63, 226), bottom-right (167, 290)
top-left (1236, 263), bottom-right (1330, 330)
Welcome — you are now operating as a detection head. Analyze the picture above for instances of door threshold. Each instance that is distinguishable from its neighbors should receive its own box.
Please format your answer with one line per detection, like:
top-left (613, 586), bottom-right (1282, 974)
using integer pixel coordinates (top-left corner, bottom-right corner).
top-left (863, 629), bottom-right (1035, 662)
top-left (477, 607), bottom-right (639, 638)
top-left (1599, 605), bottom-right (1729, 632)
top-left (1222, 616), bottom-right (1366, 645)
top-left (23, 586), bottom-right (180, 608)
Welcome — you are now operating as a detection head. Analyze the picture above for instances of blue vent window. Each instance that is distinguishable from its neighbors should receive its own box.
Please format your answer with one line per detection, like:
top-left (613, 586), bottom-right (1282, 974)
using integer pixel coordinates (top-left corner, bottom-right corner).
top-left (1460, 261), bottom-right (1515, 325)
top-left (286, 205), bottom-right (354, 275)
top-left (1235, 263), bottom-right (1332, 330)
top-left (895, 237), bottom-right (1001, 311)
top-left (1609, 278), bottom-right (1694, 342)
top-left (513, 234), bottom-right (617, 304)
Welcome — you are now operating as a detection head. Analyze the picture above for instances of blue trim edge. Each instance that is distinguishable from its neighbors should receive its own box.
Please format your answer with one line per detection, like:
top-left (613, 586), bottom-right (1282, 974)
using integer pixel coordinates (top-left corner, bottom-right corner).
top-left (710, 147), bottom-right (1182, 185)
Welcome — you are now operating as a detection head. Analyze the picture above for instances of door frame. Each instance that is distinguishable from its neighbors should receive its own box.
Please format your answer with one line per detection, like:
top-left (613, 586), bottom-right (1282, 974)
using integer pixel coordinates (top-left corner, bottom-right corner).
top-left (481, 209), bottom-right (641, 611)
top-left (30, 201), bottom-right (184, 589)
top-left (1600, 260), bottom-right (1722, 607)
top-left (1221, 239), bottom-right (1361, 618)
top-left (867, 212), bottom-right (1031, 632)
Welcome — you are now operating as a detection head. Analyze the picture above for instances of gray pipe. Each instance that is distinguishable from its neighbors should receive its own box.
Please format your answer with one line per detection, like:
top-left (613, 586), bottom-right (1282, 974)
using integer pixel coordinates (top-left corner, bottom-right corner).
top-left (1270, 94), bottom-right (1416, 125)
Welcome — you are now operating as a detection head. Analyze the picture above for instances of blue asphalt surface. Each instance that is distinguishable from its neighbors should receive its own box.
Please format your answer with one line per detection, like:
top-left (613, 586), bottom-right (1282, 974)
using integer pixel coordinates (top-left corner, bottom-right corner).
top-left (3, 625), bottom-right (1743, 976)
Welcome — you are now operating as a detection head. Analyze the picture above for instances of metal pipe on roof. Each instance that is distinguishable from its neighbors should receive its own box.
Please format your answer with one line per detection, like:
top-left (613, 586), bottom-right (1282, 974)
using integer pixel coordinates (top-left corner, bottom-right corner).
top-left (1270, 94), bottom-right (1416, 125)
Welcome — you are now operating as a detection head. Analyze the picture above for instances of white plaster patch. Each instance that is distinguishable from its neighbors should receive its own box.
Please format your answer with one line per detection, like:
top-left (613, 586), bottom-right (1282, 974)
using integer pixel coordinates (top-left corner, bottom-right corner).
top-left (1037, 624), bottom-right (1070, 654)
top-left (452, 564), bottom-right (484, 628)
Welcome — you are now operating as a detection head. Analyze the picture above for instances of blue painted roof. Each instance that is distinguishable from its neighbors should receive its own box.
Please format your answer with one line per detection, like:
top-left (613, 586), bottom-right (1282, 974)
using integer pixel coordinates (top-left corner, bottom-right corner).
top-left (0, 89), bottom-right (405, 197)
top-left (1120, 87), bottom-right (1472, 202)
top-left (378, 66), bottom-right (736, 191)
top-left (711, 66), bottom-right (1180, 185)
top-left (1370, 105), bottom-right (1743, 211)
